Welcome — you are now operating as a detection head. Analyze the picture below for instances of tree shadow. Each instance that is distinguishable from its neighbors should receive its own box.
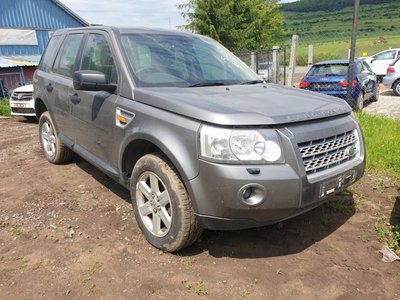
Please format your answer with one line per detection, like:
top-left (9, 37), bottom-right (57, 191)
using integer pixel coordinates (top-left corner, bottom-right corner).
top-left (179, 191), bottom-right (356, 259)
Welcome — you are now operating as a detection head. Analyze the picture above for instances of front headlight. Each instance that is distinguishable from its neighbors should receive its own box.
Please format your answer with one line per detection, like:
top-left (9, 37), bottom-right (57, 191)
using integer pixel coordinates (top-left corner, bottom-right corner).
top-left (199, 125), bottom-right (284, 164)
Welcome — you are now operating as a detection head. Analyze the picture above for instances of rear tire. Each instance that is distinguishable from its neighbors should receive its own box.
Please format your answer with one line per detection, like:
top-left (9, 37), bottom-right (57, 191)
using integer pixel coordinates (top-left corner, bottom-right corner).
top-left (39, 111), bottom-right (73, 164)
top-left (393, 80), bottom-right (400, 96)
top-left (130, 153), bottom-right (203, 252)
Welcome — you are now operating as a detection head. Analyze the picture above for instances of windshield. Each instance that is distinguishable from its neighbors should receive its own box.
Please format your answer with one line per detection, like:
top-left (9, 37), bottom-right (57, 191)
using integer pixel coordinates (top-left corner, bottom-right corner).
top-left (120, 33), bottom-right (260, 87)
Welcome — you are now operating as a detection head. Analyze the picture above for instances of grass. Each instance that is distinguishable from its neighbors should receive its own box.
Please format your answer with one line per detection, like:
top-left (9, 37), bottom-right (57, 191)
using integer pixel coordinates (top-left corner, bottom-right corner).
top-left (0, 98), bottom-right (11, 116)
top-left (375, 217), bottom-right (400, 255)
top-left (355, 112), bottom-right (400, 181)
top-left (82, 262), bottom-right (103, 293)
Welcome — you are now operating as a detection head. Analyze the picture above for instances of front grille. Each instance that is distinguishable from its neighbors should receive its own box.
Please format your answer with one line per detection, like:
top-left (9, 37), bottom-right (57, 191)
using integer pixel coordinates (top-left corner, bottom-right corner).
top-left (11, 107), bottom-right (35, 114)
top-left (11, 91), bottom-right (33, 101)
top-left (298, 130), bottom-right (359, 175)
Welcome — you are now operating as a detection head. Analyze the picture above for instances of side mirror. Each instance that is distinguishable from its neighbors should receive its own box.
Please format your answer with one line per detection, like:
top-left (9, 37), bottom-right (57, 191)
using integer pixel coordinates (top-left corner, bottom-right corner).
top-left (73, 70), bottom-right (116, 93)
top-left (370, 58), bottom-right (376, 63)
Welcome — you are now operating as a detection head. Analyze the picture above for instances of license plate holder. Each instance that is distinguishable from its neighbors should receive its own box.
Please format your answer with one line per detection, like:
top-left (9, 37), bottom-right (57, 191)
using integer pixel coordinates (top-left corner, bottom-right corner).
top-left (320, 169), bottom-right (356, 198)
top-left (14, 103), bottom-right (26, 108)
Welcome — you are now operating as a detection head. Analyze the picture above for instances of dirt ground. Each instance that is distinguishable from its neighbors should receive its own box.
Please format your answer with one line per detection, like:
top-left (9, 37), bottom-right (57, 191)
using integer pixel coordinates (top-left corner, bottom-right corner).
top-left (0, 117), bottom-right (399, 299)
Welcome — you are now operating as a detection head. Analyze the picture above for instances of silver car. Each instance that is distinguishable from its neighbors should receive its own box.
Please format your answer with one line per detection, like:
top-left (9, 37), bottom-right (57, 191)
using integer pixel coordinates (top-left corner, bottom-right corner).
top-left (383, 56), bottom-right (400, 96)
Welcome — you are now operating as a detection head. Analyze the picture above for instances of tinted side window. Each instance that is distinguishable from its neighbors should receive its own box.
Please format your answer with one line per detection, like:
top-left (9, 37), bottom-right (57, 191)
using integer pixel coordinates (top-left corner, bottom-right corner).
top-left (80, 34), bottom-right (116, 83)
top-left (53, 34), bottom-right (84, 78)
top-left (38, 35), bottom-right (61, 72)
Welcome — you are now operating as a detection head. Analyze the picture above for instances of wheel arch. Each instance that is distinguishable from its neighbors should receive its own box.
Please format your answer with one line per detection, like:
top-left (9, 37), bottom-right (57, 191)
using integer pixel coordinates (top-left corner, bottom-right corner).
top-left (392, 78), bottom-right (400, 89)
top-left (35, 98), bottom-right (48, 119)
top-left (120, 134), bottom-right (199, 185)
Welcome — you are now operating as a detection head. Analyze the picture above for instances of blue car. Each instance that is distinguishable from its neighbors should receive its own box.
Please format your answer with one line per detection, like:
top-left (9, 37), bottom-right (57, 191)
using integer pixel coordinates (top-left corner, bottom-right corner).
top-left (299, 59), bottom-right (379, 109)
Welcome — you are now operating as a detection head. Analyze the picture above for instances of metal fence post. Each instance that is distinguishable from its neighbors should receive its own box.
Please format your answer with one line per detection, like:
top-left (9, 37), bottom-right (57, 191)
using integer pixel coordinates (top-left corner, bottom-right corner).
top-left (347, 0), bottom-right (360, 109)
top-left (20, 67), bottom-right (26, 85)
top-left (272, 46), bottom-right (280, 84)
top-left (0, 79), bottom-right (5, 98)
top-left (287, 35), bottom-right (299, 87)
top-left (251, 51), bottom-right (258, 74)
top-left (283, 46), bottom-right (287, 86)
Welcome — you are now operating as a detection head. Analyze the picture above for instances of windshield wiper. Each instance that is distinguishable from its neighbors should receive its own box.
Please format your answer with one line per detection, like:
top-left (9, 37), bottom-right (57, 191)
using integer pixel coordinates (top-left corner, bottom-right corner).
top-left (240, 80), bottom-right (264, 85)
top-left (187, 82), bottom-right (226, 87)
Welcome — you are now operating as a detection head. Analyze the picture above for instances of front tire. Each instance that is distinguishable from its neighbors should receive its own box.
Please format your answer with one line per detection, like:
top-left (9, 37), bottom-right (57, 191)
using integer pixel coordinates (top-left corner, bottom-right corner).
top-left (130, 153), bottom-right (203, 252)
top-left (39, 111), bottom-right (73, 164)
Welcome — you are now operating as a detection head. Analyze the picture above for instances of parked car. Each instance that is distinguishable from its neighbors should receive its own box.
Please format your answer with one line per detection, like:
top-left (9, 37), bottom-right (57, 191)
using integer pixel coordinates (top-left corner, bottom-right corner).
top-left (383, 56), bottom-right (400, 96)
top-left (360, 48), bottom-right (400, 81)
top-left (258, 61), bottom-right (272, 81)
top-left (9, 84), bottom-right (35, 117)
top-left (299, 59), bottom-right (379, 110)
top-left (34, 27), bottom-right (365, 252)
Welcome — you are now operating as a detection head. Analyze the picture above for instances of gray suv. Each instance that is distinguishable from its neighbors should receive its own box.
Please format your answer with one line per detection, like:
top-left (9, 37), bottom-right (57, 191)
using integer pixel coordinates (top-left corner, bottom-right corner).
top-left (33, 27), bottom-right (365, 252)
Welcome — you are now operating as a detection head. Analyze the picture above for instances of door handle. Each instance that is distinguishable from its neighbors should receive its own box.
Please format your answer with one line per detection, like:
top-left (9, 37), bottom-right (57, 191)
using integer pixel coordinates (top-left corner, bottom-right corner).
top-left (70, 93), bottom-right (81, 104)
top-left (46, 83), bottom-right (53, 92)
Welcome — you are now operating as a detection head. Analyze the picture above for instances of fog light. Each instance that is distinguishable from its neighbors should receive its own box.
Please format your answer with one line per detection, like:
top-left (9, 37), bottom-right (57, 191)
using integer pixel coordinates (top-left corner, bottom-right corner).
top-left (238, 184), bottom-right (266, 206)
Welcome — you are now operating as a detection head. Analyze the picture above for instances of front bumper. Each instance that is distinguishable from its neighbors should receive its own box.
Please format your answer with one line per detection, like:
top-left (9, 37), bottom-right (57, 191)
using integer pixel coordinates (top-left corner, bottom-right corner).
top-left (10, 99), bottom-right (35, 116)
top-left (188, 158), bottom-right (364, 230)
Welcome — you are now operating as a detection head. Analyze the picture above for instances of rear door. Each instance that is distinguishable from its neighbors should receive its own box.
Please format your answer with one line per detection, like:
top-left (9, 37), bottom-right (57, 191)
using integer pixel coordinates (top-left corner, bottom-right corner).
top-left (70, 31), bottom-right (119, 170)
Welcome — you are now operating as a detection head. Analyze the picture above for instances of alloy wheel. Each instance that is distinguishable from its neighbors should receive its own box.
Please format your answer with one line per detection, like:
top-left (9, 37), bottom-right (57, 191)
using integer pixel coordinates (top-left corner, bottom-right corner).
top-left (136, 171), bottom-right (172, 237)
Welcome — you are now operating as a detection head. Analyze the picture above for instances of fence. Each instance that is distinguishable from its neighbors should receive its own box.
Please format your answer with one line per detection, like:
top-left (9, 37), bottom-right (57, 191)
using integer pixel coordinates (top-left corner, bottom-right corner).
top-left (233, 46), bottom-right (288, 85)
top-left (0, 67), bottom-right (28, 97)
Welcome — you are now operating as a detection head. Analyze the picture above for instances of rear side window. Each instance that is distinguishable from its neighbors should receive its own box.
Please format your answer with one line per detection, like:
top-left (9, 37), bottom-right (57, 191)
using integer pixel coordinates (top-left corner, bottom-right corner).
top-left (80, 34), bottom-right (116, 83)
top-left (53, 34), bottom-right (84, 78)
top-left (38, 35), bottom-right (61, 72)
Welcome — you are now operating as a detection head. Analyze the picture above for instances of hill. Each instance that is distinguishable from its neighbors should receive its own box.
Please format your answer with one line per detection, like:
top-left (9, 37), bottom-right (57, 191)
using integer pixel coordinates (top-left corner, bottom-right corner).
top-left (283, 0), bottom-right (397, 13)
top-left (281, 0), bottom-right (400, 64)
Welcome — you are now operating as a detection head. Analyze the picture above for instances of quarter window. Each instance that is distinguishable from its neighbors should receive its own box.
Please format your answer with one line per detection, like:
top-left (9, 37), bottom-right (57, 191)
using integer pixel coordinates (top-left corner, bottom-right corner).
top-left (53, 34), bottom-right (84, 78)
top-left (80, 34), bottom-right (116, 83)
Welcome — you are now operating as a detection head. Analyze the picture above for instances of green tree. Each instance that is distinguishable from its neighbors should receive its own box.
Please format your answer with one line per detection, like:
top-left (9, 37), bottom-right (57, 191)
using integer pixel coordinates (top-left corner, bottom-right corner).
top-left (178, 0), bottom-right (284, 50)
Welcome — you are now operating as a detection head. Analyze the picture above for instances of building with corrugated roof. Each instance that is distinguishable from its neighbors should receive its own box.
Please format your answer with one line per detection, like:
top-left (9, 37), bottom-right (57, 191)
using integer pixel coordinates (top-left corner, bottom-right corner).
top-left (0, 0), bottom-right (88, 96)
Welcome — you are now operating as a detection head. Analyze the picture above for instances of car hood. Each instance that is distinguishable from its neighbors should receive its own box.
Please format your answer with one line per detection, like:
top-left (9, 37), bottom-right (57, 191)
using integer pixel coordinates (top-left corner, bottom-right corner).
top-left (13, 84), bottom-right (33, 93)
top-left (134, 84), bottom-right (351, 126)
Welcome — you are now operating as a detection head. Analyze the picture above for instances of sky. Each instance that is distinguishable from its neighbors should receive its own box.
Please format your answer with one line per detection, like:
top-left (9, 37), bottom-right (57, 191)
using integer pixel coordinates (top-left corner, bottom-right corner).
top-left (61, 0), bottom-right (298, 29)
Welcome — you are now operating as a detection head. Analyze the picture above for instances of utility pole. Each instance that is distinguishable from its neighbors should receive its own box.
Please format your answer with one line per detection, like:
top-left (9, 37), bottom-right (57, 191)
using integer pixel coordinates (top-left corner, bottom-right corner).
top-left (347, 0), bottom-right (360, 109)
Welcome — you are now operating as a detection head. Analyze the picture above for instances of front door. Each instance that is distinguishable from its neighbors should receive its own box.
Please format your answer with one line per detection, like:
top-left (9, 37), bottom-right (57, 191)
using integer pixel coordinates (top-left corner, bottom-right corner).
top-left (70, 32), bottom-right (119, 170)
